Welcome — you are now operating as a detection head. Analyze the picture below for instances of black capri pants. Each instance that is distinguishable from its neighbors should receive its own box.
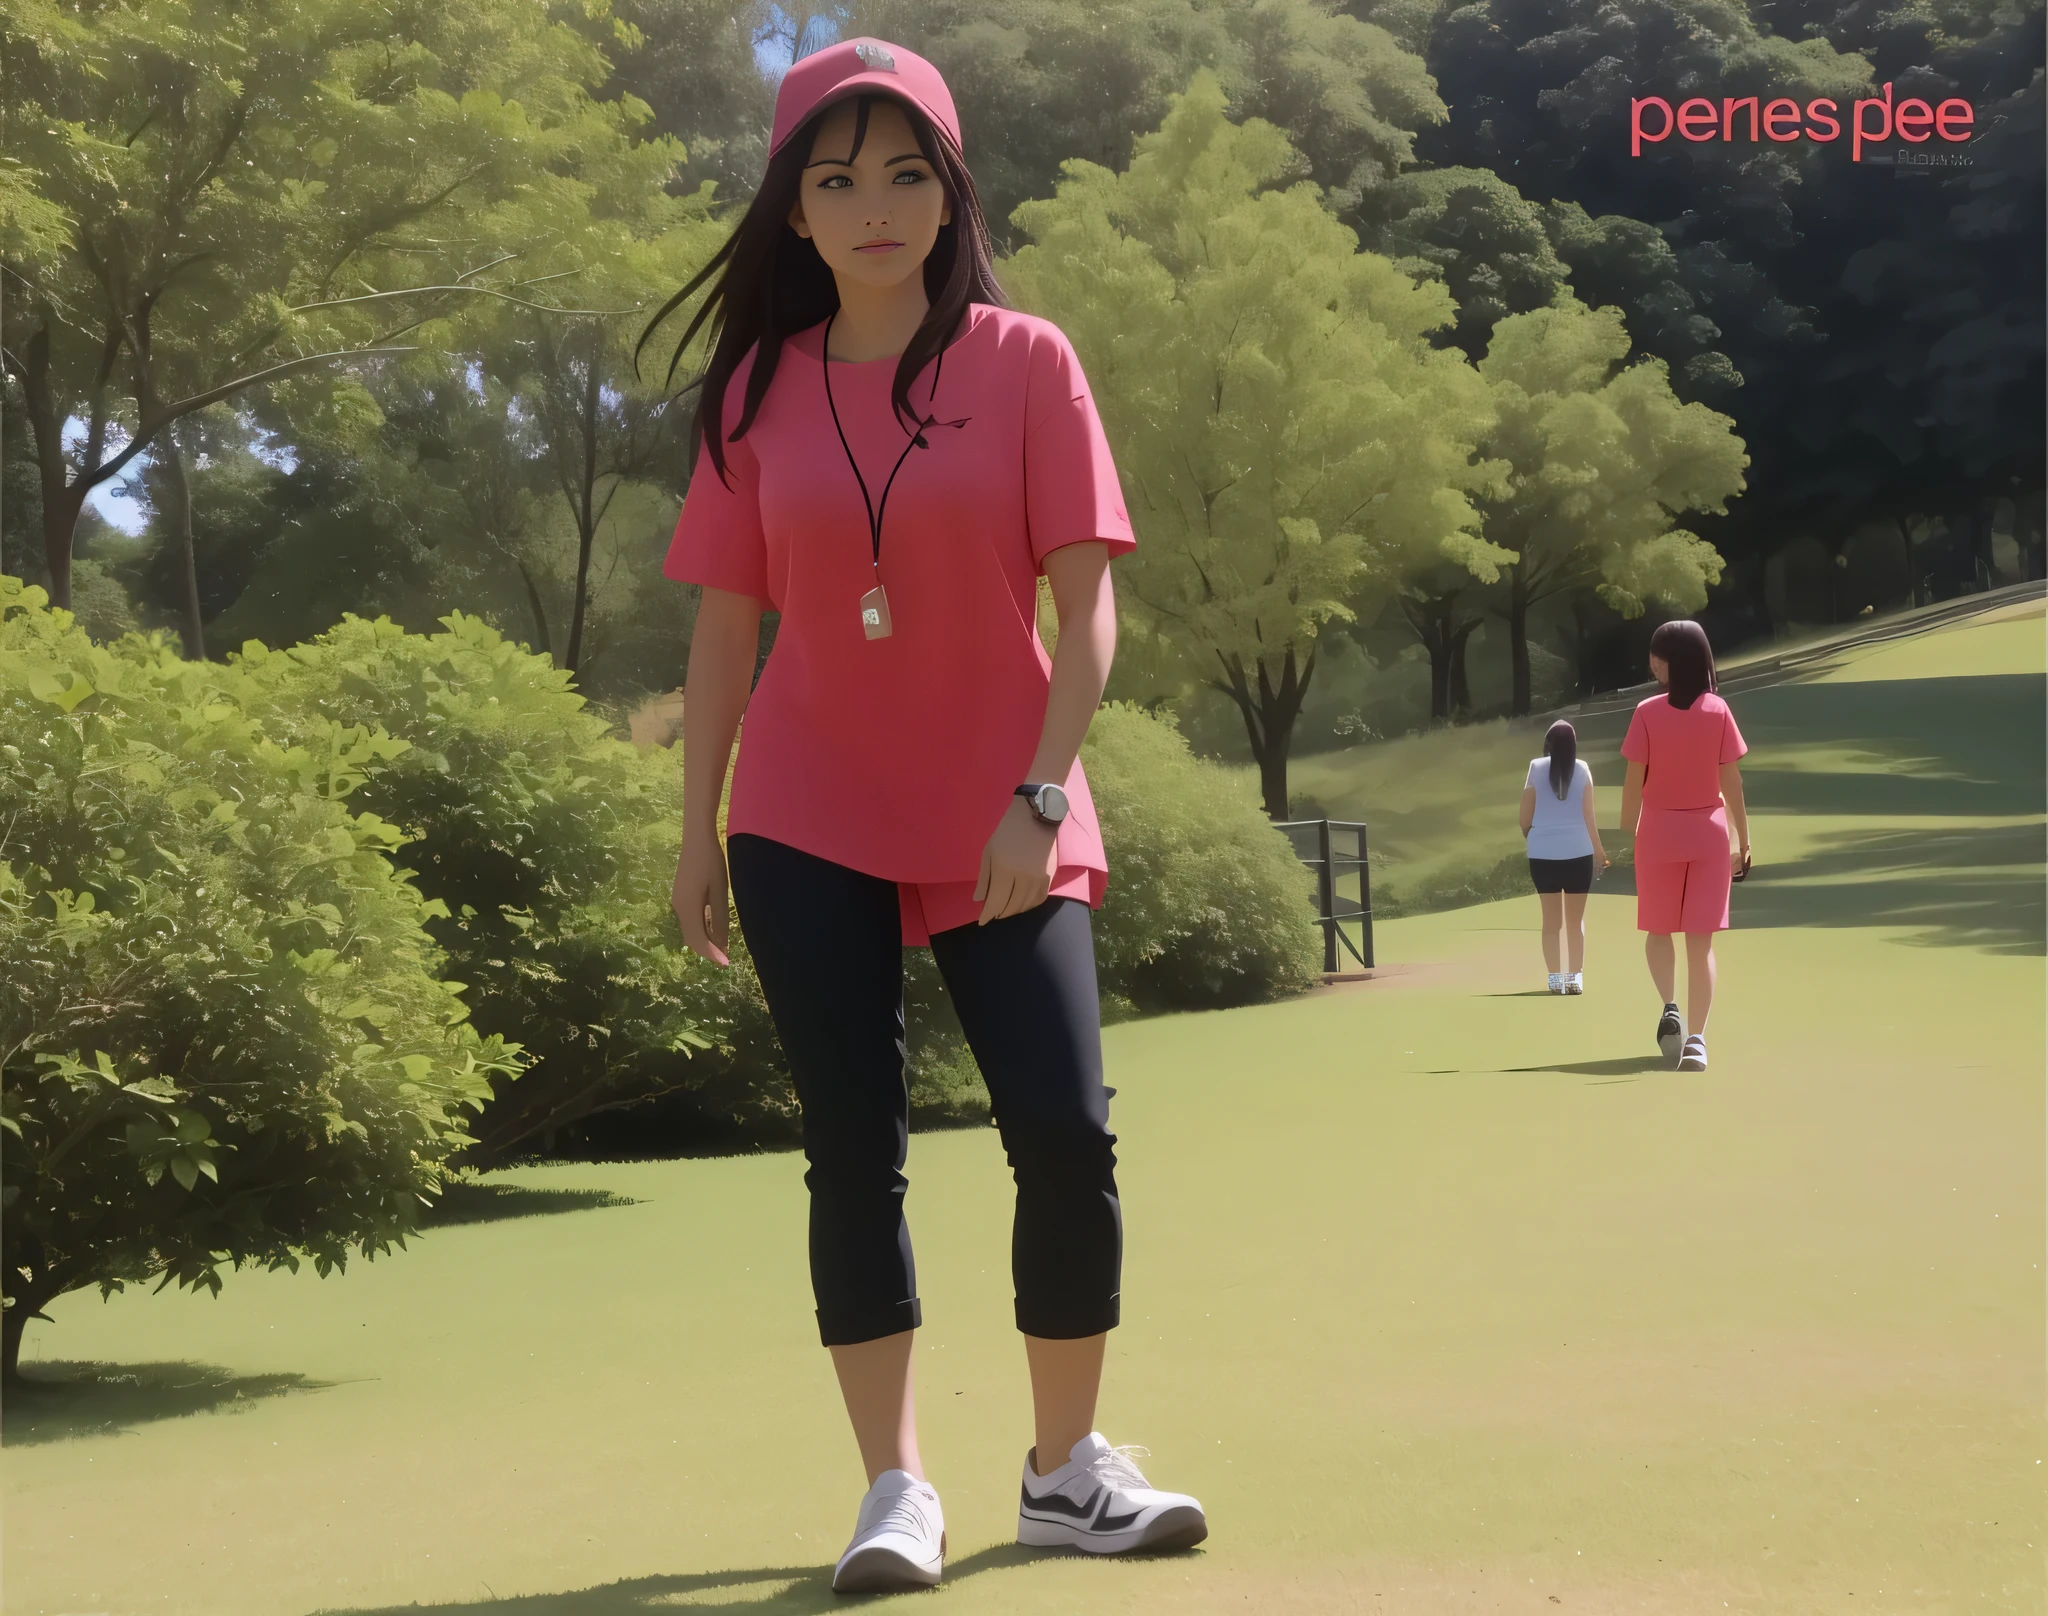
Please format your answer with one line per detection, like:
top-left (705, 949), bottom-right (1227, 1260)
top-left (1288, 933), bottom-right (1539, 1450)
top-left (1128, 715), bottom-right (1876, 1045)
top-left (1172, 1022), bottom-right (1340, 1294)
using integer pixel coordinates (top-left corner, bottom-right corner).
top-left (727, 833), bottom-right (1122, 1347)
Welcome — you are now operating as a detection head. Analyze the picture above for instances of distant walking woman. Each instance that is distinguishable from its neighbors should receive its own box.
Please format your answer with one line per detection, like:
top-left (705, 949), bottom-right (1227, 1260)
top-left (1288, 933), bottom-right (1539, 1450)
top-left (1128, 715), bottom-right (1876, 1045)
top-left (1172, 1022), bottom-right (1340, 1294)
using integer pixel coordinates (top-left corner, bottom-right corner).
top-left (1618, 621), bottom-right (1752, 1072)
top-left (1519, 720), bottom-right (1610, 994)
top-left (642, 38), bottom-right (1203, 1596)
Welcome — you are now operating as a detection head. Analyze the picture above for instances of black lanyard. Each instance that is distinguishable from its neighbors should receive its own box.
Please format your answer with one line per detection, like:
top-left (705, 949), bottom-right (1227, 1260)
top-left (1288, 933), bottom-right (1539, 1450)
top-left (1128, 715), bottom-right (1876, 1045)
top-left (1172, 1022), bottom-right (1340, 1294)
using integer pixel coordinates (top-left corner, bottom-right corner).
top-left (819, 309), bottom-right (948, 570)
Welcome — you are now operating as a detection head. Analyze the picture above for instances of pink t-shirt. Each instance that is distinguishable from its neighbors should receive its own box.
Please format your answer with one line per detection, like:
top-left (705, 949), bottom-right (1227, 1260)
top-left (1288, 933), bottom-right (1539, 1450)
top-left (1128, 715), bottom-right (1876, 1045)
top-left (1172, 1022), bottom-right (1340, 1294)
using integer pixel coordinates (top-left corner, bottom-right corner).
top-left (664, 303), bottom-right (1136, 942)
top-left (1622, 691), bottom-right (1748, 861)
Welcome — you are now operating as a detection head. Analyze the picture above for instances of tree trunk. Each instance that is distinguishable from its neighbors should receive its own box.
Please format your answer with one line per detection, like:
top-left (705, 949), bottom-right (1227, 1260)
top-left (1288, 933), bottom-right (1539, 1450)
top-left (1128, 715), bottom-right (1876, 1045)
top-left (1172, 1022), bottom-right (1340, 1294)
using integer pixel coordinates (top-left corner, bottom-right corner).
top-left (17, 316), bottom-right (119, 611)
top-left (162, 427), bottom-right (206, 660)
top-left (562, 336), bottom-right (603, 676)
top-left (1448, 621), bottom-right (1478, 717)
top-left (1427, 633), bottom-right (1452, 722)
top-left (1897, 515), bottom-right (1921, 607)
top-left (1399, 592), bottom-right (1460, 723)
top-left (1256, 747), bottom-right (1290, 822)
top-left (1555, 594), bottom-right (1594, 698)
top-left (2, 1299), bottom-right (28, 1385)
top-left (1, 1270), bottom-right (61, 1385)
top-left (516, 559), bottom-right (554, 661)
top-left (38, 478), bottom-right (88, 613)
top-left (1507, 567), bottom-right (1532, 716)
top-left (1216, 645), bottom-right (1315, 819)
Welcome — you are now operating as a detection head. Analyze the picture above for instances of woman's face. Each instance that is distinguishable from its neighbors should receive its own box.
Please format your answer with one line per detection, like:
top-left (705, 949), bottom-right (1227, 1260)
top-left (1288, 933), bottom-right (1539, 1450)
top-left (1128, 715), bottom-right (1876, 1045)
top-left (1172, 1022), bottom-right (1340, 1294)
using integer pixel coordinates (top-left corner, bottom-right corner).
top-left (1649, 653), bottom-right (1670, 687)
top-left (789, 99), bottom-right (951, 296)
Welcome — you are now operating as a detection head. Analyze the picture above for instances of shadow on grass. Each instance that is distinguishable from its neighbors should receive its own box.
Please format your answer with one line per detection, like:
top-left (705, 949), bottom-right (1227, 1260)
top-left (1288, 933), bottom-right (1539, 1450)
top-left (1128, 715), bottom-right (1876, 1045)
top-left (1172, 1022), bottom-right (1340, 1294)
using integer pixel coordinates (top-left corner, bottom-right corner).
top-left (1734, 821), bottom-right (2046, 955)
top-left (423, 1183), bottom-right (643, 1228)
top-left (1733, 675), bottom-right (2046, 820)
top-left (310, 1542), bottom-right (1198, 1613)
top-left (5, 1359), bottom-right (333, 1445)
top-left (1506, 1056), bottom-right (1671, 1077)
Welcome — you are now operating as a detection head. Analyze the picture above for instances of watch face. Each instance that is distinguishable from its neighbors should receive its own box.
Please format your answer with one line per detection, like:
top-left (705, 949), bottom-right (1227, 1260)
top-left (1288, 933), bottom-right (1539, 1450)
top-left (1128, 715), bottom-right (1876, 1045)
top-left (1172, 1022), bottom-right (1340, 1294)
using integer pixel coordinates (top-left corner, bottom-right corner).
top-left (1038, 784), bottom-right (1070, 822)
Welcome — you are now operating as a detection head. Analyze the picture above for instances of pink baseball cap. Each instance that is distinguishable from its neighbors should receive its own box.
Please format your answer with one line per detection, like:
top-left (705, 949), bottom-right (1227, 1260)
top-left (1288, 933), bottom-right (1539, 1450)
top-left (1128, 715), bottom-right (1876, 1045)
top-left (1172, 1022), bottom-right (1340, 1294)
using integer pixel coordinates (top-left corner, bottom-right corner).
top-left (768, 38), bottom-right (962, 160)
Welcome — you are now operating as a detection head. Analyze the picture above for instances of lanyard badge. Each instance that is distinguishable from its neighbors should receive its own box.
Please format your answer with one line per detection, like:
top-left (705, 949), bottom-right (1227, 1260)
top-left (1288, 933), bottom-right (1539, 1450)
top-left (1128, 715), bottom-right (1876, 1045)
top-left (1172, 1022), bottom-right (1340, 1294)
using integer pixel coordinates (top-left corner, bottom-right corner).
top-left (859, 582), bottom-right (893, 639)
top-left (821, 311), bottom-right (952, 642)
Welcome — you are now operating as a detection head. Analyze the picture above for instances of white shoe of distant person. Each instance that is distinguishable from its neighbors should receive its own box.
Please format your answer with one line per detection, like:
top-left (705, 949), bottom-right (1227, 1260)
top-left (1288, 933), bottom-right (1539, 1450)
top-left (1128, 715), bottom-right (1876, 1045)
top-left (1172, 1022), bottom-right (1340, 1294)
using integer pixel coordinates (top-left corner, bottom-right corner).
top-left (832, 1469), bottom-right (945, 1592)
top-left (1547, 972), bottom-right (1565, 995)
top-left (1565, 972), bottom-right (1584, 995)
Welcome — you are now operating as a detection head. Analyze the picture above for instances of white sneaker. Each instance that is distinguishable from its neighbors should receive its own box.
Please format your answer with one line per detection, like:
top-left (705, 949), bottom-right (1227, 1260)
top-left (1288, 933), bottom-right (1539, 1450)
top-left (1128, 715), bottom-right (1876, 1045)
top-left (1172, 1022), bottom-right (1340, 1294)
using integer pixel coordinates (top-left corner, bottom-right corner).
top-left (1677, 1034), bottom-right (1709, 1072)
top-left (1017, 1433), bottom-right (1208, 1554)
top-left (832, 1469), bottom-right (945, 1592)
top-left (1565, 973), bottom-right (1584, 995)
top-left (1547, 972), bottom-right (1565, 994)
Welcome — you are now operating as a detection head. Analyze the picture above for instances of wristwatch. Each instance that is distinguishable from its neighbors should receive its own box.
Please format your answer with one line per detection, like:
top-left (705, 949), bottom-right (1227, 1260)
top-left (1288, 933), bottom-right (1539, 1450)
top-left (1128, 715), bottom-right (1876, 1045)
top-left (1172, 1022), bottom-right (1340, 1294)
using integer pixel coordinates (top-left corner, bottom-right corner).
top-left (1015, 782), bottom-right (1070, 826)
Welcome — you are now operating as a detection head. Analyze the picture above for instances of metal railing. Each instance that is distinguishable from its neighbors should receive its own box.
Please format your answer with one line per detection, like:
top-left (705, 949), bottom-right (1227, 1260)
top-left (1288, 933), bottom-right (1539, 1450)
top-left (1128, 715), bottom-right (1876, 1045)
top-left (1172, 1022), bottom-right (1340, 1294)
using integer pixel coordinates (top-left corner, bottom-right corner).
top-left (1274, 818), bottom-right (1374, 973)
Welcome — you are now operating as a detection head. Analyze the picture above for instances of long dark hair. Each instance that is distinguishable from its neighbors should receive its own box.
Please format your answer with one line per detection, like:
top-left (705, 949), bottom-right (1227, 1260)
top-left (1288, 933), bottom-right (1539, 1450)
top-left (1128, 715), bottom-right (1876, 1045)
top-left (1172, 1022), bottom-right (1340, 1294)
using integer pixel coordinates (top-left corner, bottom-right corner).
top-left (635, 92), bottom-right (1007, 485)
top-left (1543, 720), bottom-right (1578, 800)
top-left (1649, 619), bottom-right (1717, 710)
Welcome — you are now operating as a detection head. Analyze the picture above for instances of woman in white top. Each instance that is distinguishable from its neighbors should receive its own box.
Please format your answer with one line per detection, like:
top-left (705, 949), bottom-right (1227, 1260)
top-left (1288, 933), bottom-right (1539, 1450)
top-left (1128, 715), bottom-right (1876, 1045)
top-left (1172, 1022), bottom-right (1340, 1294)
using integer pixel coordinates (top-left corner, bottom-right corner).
top-left (1519, 720), bottom-right (1610, 994)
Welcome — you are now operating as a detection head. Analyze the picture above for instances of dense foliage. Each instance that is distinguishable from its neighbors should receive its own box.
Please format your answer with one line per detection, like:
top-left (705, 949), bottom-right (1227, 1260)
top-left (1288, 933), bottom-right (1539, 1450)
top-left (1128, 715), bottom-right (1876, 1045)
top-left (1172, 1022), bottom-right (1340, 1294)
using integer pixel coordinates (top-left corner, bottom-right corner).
top-left (1, 586), bottom-right (1324, 1320)
top-left (4, 0), bottom-right (2038, 726)
top-left (0, 579), bottom-right (522, 1379)
top-left (1009, 73), bottom-right (1508, 812)
top-left (1086, 703), bottom-right (1322, 1009)
top-left (1416, 0), bottom-right (2045, 642)
top-left (226, 612), bottom-right (786, 1165)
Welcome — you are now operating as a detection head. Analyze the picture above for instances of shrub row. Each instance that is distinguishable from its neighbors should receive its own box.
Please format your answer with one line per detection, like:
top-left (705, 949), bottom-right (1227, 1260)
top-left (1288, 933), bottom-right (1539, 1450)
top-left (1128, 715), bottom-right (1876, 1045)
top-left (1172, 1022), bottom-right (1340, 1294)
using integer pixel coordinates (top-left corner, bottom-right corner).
top-left (1, 581), bottom-right (1317, 1366)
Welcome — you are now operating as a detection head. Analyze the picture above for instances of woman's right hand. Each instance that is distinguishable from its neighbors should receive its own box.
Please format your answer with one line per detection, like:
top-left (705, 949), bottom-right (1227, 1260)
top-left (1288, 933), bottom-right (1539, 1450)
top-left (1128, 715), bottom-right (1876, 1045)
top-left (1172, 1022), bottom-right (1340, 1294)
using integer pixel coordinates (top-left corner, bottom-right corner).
top-left (672, 829), bottom-right (732, 966)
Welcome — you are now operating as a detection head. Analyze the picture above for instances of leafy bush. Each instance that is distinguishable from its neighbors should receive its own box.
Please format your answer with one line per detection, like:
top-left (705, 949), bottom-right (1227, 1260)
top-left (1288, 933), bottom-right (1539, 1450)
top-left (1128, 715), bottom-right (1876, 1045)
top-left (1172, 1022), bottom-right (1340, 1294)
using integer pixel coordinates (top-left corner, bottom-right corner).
top-left (1086, 703), bottom-right (1322, 1010)
top-left (0, 579), bottom-right (521, 1379)
top-left (1371, 849), bottom-right (1530, 919)
top-left (227, 613), bottom-right (790, 1162)
top-left (1373, 839), bottom-right (1634, 920)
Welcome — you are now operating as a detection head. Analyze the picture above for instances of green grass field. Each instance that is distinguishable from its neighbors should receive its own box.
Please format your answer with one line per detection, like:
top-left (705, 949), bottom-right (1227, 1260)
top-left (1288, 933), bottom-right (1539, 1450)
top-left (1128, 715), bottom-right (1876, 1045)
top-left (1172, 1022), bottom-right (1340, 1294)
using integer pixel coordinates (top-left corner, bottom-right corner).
top-left (8, 602), bottom-right (2044, 1616)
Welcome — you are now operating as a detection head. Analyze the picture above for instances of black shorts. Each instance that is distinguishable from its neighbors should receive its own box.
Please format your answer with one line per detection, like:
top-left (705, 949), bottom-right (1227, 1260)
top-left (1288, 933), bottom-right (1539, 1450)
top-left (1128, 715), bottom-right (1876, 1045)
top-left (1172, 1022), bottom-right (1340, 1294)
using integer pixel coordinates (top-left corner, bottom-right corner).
top-left (1529, 855), bottom-right (1595, 894)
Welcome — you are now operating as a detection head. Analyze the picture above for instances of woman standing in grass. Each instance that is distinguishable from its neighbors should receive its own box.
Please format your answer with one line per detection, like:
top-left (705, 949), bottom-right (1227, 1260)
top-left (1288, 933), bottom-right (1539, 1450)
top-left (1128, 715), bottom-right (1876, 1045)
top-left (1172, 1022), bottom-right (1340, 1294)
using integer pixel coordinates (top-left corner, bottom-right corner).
top-left (642, 38), bottom-right (1204, 1595)
top-left (1519, 720), bottom-right (1610, 994)
top-left (1618, 620), bottom-right (1752, 1072)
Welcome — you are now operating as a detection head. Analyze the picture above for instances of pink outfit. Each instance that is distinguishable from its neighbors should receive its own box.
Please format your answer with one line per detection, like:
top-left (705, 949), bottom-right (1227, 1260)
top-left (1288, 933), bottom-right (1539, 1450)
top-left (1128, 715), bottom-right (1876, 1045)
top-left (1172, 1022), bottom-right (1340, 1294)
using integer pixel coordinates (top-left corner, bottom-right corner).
top-left (1622, 690), bottom-right (1749, 933)
top-left (664, 304), bottom-right (1136, 945)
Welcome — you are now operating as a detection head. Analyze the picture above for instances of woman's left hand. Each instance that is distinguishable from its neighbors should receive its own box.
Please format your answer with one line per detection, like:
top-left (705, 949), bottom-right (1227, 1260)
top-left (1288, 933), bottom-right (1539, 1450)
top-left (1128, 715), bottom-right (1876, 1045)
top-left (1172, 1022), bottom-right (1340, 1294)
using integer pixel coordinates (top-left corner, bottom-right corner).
top-left (976, 796), bottom-right (1059, 924)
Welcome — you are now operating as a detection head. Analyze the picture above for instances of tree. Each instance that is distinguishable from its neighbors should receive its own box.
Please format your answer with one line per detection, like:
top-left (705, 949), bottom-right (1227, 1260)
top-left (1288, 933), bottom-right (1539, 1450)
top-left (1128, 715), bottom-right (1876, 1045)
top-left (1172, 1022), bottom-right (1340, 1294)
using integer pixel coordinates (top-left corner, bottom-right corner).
top-left (458, 197), bottom-right (723, 676)
top-left (0, 0), bottom-right (655, 614)
top-left (230, 613), bottom-right (743, 1165)
top-left (0, 577), bottom-right (522, 1380)
top-left (1389, 567), bottom-right (1487, 723)
top-left (1367, 166), bottom-right (1572, 360)
top-left (1417, 0), bottom-right (2045, 640)
top-left (1421, 0), bottom-right (1869, 261)
top-left (601, 0), bottom-right (778, 202)
top-left (1476, 300), bottom-right (1748, 714)
top-left (1006, 73), bottom-right (1506, 817)
top-left (848, 0), bottom-right (1443, 248)
top-left (1771, 18), bottom-right (2045, 576)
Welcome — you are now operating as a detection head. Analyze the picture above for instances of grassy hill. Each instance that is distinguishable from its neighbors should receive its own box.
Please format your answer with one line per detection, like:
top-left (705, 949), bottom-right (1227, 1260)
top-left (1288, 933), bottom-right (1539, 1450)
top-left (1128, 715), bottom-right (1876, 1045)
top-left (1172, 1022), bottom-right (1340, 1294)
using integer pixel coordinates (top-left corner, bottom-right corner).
top-left (1279, 593), bottom-right (2046, 932)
